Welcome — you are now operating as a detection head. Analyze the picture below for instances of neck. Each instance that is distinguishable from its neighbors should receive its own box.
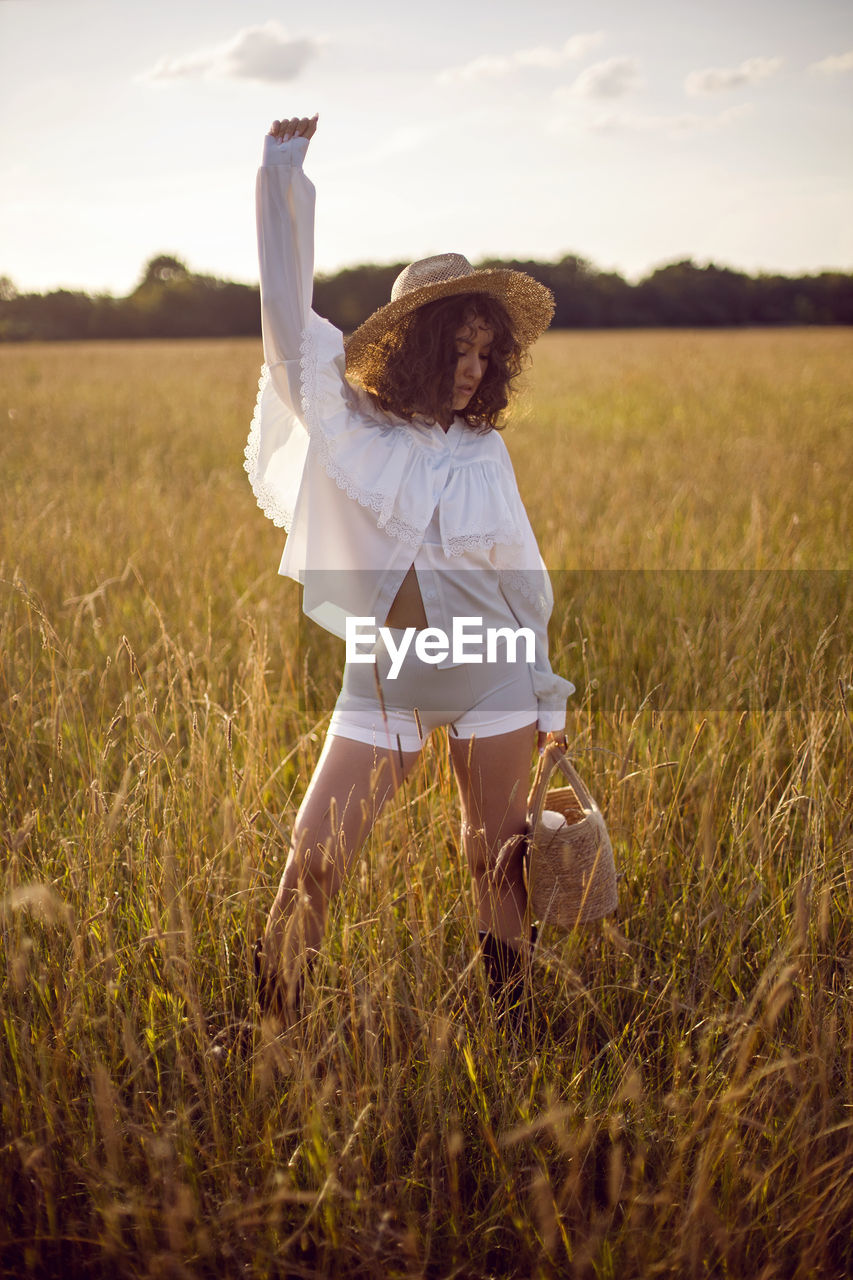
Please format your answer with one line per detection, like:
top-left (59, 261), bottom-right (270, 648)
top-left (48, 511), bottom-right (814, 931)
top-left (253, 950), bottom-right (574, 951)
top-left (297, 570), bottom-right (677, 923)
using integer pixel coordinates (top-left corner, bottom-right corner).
top-left (414, 403), bottom-right (455, 432)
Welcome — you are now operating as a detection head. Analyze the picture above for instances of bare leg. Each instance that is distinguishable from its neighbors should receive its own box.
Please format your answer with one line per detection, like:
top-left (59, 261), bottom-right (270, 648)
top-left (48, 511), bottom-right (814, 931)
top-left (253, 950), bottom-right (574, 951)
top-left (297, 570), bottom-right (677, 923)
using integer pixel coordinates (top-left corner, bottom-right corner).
top-left (448, 723), bottom-right (537, 947)
top-left (261, 732), bottom-right (421, 1011)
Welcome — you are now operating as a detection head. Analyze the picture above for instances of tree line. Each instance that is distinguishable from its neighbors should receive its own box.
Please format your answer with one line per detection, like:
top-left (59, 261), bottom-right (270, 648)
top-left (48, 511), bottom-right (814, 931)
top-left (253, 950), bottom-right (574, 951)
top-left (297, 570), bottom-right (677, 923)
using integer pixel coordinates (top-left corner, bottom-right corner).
top-left (1, 252), bottom-right (851, 342)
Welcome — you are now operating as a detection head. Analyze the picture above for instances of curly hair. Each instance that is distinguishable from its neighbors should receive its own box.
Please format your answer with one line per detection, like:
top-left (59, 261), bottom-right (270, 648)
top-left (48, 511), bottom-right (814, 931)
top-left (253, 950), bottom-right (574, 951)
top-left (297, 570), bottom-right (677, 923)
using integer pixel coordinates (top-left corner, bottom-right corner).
top-left (359, 292), bottom-right (524, 433)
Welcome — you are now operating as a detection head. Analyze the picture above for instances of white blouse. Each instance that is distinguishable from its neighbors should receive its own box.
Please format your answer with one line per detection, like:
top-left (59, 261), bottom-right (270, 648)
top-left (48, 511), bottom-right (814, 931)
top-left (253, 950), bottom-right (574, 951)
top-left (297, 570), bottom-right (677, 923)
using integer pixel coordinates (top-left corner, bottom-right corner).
top-left (244, 132), bottom-right (574, 732)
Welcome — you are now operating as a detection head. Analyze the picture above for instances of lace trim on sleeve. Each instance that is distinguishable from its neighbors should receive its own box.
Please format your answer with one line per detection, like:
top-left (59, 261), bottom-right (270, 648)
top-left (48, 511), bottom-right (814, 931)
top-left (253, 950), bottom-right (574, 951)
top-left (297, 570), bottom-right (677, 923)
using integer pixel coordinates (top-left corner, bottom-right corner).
top-left (444, 530), bottom-right (522, 557)
top-left (243, 365), bottom-right (293, 531)
top-left (499, 569), bottom-right (551, 617)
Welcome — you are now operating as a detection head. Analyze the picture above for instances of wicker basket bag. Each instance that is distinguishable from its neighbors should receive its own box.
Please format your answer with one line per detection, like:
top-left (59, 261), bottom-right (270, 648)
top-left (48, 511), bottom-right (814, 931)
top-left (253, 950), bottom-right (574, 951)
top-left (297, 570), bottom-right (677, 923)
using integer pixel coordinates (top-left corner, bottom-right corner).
top-left (525, 744), bottom-right (618, 928)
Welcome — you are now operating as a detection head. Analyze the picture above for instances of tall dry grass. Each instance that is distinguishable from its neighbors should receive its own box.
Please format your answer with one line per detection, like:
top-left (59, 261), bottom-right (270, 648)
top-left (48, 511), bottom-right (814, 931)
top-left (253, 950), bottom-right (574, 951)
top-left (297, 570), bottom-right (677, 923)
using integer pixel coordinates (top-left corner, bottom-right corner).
top-left (1, 331), bottom-right (851, 1278)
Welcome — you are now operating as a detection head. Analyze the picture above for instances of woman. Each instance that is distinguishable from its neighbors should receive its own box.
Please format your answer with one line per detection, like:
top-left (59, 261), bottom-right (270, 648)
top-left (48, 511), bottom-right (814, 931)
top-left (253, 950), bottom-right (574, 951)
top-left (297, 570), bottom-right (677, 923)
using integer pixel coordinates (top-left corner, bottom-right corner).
top-left (244, 113), bottom-right (574, 1028)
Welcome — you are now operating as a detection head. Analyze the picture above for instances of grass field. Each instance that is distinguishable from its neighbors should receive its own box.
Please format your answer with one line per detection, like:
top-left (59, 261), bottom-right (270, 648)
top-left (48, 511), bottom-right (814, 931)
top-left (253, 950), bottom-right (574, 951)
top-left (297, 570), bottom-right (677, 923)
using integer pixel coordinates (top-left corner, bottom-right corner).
top-left (1, 330), bottom-right (851, 1278)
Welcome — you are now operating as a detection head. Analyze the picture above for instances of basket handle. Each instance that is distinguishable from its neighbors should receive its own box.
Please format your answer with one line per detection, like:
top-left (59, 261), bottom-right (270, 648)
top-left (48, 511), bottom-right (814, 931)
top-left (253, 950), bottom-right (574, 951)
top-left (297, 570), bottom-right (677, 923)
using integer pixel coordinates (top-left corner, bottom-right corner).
top-left (526, 742), bottom-right (598, 828)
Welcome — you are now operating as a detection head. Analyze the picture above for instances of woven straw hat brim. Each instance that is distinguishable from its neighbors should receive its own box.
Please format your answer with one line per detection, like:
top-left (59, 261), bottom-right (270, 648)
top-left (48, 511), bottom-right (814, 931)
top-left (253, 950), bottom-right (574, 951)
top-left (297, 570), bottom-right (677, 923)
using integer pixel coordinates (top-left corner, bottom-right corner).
top-left (344, 267), bottom-right (555, 382)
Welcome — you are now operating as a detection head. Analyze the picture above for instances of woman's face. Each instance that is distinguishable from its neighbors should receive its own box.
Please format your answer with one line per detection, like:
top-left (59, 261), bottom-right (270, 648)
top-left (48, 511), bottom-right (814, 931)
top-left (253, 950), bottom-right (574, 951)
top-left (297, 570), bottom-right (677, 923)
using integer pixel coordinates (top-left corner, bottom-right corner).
top-left (451, 314), bottom-right (493, 412)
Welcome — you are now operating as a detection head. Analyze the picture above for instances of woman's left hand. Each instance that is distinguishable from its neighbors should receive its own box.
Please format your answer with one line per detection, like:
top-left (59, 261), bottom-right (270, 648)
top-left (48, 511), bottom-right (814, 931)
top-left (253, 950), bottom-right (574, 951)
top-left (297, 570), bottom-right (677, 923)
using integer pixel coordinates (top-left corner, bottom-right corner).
top-left (538, 730), bottom-right (568, 754)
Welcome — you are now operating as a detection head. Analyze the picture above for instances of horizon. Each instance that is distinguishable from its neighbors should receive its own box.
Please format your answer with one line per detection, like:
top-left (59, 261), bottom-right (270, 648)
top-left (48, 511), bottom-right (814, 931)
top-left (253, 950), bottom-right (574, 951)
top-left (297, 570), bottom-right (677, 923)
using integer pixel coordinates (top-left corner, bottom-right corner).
top-left (4, 247), bottom-right (853, 302)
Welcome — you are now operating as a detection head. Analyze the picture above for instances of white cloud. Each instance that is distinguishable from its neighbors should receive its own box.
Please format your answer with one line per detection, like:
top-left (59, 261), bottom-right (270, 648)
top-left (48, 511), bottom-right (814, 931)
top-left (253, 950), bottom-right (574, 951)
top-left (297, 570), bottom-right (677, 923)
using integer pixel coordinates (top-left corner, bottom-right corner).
top-left (685, 56), bottom-right (782, 96)
top-left (586, 103), bottom-right (753, 138)
top-left (568, 56), bottom-right (644, 99)
top-left (144, 21), bottom-right (320, 84)
top-left (438, 32), bottom-right (605, 84)
top-left (809, 50), bottom-right (853, 75)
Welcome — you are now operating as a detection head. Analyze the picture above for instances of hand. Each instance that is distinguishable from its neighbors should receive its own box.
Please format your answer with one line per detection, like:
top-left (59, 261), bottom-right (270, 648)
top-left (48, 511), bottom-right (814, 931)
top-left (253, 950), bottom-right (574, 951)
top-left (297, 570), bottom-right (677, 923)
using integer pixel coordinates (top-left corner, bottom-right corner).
top-left (538, 730), bottom-right (568, 754)
top-left (269, 114), bottom-right (319, 143)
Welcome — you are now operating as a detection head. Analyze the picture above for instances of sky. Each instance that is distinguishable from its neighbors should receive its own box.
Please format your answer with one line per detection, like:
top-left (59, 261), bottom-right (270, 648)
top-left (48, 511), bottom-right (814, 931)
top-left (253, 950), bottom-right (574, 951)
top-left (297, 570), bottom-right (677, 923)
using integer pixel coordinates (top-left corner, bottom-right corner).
top-left (1, 0), bottom-right (852, 296)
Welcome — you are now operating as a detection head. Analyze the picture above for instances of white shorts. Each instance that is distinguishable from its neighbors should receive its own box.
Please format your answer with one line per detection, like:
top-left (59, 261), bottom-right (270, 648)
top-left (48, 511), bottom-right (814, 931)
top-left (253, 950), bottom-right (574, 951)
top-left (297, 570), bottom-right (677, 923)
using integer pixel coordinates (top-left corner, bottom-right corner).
top-left (328, 628), bottom-right (538, 753)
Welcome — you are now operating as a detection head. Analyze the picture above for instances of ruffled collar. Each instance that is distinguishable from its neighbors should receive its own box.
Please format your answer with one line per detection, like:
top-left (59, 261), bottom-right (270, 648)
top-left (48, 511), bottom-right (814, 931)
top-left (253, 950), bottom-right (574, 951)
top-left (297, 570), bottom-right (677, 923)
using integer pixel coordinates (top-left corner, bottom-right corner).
top-left (245, 311), bottom-right (529, 556)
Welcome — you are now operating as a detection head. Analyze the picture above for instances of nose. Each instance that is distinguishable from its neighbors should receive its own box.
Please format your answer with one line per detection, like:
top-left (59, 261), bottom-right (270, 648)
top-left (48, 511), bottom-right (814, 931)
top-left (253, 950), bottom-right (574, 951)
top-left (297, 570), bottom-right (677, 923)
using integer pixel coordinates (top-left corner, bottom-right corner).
top-left (460, 350), bottom-right (481, 383)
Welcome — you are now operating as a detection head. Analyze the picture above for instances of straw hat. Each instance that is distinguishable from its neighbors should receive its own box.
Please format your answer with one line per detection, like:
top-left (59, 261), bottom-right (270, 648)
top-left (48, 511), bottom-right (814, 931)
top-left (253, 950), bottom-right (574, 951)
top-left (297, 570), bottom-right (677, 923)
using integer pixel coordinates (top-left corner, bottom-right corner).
top-left (344, 252), bottom-right (555, 383)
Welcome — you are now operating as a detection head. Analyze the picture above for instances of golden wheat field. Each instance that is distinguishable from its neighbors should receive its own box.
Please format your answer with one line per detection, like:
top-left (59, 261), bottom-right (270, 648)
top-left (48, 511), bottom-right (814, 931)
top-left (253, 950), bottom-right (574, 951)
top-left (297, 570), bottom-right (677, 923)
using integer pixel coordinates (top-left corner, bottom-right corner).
top-left (1, 329), bottom-right (851, 1279)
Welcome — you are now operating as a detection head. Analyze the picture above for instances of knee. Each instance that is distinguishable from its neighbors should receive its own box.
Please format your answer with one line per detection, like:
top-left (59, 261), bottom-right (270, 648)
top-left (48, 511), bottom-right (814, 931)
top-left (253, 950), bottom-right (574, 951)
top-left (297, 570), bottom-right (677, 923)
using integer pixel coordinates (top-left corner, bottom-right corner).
top-left (462, 822), bottom-right (524, 887)
top-left (285, 829), bottom-right (340, 902)
top-left (461, 821), bottom-right (485, 880)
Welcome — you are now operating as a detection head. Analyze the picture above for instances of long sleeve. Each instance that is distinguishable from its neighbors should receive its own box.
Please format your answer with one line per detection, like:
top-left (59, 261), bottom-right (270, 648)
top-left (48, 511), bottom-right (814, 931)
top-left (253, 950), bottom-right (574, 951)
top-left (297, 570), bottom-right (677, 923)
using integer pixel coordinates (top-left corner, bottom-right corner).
top-left (255, 132), bottom-right (317, 419)
top-left (499, 559), bottom-right (574, 732)
top-left (246, 133), bottom-right (357, 530)
top-left (488, 470), bottom-right (574, 733)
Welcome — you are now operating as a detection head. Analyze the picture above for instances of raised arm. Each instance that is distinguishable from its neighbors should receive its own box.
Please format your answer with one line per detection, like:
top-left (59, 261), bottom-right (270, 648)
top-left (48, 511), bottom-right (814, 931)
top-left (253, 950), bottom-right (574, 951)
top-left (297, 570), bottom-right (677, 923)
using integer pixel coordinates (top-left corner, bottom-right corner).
top-left (256, 114), bottom-right (319, 416)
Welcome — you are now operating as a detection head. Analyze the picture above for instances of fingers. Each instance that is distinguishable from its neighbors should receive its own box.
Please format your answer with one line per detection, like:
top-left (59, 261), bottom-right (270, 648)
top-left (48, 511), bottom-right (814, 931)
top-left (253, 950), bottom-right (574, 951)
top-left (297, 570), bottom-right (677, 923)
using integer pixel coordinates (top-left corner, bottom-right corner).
top-left (538, 730), bottom-right (568, 755)
top-left (269, 114), bottom-right (319, 142)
